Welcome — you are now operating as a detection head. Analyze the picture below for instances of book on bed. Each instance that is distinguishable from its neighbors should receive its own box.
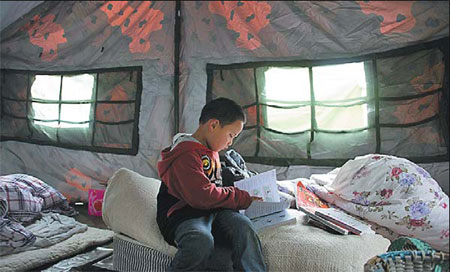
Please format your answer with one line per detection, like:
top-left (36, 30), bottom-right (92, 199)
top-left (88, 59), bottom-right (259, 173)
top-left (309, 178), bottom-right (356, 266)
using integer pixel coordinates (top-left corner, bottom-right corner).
top-left (295, 180), bottom-right (373, 235)
top-left (234, 170), bottom-right (297, 230)
top-left (301, 206), bottom-right (349, 235)
top-left (251, 208), bottom-right (297, 231)
top-left (313, 207), bottom-right (374, 235)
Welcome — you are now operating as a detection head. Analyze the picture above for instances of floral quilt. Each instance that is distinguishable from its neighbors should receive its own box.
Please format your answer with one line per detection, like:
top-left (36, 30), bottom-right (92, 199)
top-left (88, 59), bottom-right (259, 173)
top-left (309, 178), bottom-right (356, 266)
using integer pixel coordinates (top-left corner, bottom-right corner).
top-left (313, 154), bottom-right (449, 252)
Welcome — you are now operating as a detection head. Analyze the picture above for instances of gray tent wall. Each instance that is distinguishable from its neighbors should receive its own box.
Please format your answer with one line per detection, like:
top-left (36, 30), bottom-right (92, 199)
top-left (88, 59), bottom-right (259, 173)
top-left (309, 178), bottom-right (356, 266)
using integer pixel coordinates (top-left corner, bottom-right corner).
top-left (0, 1), bottom-right (449, 202)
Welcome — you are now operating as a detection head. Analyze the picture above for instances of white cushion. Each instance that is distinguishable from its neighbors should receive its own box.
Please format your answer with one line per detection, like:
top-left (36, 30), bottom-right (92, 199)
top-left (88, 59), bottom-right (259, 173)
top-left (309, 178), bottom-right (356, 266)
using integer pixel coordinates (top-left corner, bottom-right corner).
top-left (102, 168), bottom-right (177, 256)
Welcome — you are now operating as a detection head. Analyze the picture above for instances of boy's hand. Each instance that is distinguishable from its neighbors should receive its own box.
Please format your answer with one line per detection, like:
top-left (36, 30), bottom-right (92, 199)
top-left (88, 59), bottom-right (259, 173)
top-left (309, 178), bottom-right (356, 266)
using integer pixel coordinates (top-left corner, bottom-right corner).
top-left (250, 196), bottom-right (263, 202)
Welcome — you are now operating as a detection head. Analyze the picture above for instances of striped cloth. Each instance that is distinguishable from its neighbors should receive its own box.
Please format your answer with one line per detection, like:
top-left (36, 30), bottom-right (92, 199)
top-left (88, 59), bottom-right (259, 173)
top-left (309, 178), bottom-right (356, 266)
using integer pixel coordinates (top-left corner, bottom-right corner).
top-left (113, 234), bottom-right (172, 271)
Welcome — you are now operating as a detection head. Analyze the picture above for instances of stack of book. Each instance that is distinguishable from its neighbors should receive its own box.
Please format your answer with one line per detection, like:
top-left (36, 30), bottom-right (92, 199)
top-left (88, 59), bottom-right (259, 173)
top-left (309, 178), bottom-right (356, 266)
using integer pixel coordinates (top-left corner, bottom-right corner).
top-left (234, 170), bottom-right (297, 231)
top-left (295, 181), bottom-right (374, 235)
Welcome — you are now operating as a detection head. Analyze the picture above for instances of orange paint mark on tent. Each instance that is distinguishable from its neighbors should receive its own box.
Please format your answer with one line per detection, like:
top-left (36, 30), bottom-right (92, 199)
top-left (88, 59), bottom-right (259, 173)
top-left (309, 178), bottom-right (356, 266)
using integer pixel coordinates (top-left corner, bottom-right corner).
top-left (410, 63), bottom-right (445, 93)
top-left (209, 1), bottom-right (271, 50)
top-left (246, 105), bottom-right (257, 126)
top-left (64, 168), bottom-right (92, 192)
top-left (96, 85), bottom-right (131, 122)
top-left (246, 105), bottom-right (264, 126)
top-left (109, 85), bottom-right (129, 101)
top-left (100, 1), bottom-right (164, 53)
top-left (356, 1), bottom-right (415, 34)
top-left (60, 189), bottom-right (84, 203)
top-left (22, 14), bottom-right (67, 61)
top-left (392, 94), bottom-right (439, 125)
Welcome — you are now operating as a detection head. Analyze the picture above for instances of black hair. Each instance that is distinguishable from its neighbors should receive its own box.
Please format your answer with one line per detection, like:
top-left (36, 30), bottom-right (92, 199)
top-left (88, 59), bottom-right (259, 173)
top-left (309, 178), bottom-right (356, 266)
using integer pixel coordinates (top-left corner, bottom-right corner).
top-left (199, 97), bottom-right (246, 126)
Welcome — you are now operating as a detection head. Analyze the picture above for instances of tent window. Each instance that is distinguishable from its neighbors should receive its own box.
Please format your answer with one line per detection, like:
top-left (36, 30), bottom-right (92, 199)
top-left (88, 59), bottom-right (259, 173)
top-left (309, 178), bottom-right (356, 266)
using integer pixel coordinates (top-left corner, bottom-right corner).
top-left (31, 74), bottom-right (94, 128)
top-left (264, 63), bottom-right (368, 133)
top-left (206, 38), bottom-right (448, 166)
top-left (0, 66), bottom-right (142, 155)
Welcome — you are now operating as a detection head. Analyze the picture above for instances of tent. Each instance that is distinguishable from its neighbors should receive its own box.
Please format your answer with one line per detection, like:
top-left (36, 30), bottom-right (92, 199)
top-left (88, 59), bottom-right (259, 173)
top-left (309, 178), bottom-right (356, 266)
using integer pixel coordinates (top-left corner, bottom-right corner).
top-left (1, 1), bottom-right (448, 203)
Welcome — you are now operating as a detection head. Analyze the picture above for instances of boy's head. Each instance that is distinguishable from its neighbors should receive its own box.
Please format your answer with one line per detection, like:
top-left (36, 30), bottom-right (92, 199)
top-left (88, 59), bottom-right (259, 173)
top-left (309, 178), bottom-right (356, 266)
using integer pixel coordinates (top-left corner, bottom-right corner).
top-left (199, 97), bottom-right (246, 126)
top-left (194, 97), bottom-right (246, 152)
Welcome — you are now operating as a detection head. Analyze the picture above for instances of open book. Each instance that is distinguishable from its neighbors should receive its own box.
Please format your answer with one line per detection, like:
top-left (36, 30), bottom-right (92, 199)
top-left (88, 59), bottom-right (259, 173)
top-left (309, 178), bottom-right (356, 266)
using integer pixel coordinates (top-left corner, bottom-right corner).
top-left (295, 180), bottom-right (373, 235)
top-left (234, 170), bottom-right (296, 230)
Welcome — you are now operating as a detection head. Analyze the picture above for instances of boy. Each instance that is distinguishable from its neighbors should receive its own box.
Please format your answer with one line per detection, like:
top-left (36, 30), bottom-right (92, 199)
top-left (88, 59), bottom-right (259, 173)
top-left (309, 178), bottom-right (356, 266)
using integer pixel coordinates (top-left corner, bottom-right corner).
top-left (156, 97), bottom-right (266, 271)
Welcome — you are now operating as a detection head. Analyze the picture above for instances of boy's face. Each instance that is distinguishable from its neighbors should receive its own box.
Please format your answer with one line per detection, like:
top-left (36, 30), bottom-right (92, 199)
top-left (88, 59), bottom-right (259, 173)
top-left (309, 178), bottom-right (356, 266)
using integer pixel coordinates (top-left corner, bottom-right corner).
top-left (207, 119), bottom-right (244, 152)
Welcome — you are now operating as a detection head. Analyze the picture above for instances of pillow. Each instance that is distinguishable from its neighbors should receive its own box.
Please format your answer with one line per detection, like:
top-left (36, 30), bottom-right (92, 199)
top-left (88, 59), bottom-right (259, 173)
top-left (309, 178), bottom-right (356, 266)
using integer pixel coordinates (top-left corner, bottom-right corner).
top-left (102, 168), bottom-right (177, 256)
top-left (329, 154), bottom-right (449, 252)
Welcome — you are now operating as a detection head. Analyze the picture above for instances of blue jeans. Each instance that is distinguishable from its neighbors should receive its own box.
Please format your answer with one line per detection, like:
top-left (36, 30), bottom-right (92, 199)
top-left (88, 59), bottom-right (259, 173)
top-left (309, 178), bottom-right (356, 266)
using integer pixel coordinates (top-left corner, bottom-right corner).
top-left (171, 209), bottom-right (266, 272)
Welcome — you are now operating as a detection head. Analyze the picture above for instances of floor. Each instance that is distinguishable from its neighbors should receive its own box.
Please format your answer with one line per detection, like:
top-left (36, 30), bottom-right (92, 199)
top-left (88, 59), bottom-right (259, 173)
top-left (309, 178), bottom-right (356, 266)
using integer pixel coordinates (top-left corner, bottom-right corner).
top-left (32, 203), bottom-right (116, 272)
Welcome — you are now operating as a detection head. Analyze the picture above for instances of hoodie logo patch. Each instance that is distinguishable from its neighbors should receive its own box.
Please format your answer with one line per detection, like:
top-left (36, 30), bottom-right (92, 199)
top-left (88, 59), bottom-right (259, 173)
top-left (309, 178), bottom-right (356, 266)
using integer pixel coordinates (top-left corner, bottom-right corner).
top-left (201, 155), bottom-right (221, 185)
top-left (202, 155), bottom-right (211, 172)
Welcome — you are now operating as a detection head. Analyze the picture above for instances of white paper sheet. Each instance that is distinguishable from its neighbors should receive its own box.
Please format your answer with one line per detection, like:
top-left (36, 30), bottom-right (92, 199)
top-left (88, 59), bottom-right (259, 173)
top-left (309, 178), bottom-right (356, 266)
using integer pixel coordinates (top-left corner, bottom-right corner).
top-left (234, 170), bottom-right (280, 202)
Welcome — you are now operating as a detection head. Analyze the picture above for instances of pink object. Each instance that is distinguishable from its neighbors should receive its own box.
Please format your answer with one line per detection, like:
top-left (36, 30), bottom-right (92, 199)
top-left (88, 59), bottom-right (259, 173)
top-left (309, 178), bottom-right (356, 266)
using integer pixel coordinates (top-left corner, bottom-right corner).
top-left (88, 189), bottom-right (105, 216)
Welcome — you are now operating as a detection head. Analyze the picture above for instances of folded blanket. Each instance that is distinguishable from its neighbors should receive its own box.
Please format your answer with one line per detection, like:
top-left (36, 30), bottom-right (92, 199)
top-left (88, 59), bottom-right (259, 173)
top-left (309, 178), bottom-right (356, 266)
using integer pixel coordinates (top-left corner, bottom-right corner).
top-left (0, 219), bottom-right (36, 255)
top-left (1, 212), bottom-right (87, 256)
top-left (0, 174), bottom-right (79, 255)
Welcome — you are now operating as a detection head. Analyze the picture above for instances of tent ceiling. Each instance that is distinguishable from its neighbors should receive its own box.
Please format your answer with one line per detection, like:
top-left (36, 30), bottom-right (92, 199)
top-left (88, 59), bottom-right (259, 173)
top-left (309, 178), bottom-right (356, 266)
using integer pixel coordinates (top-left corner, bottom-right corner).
top-left (0, 1), bottom-right (43, 32)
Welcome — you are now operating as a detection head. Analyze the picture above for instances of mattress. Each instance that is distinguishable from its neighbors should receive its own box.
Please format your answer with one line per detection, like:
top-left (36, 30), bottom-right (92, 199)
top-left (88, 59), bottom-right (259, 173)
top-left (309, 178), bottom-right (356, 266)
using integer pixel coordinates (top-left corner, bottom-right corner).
top-left (113, 233), bottom-right (172, 272)
top-left (113, 233), bottom-right (234, 272)
top-left (106, 169), bottom-right (392, 272)
top-left (0, 226), bottom-right (114, 272)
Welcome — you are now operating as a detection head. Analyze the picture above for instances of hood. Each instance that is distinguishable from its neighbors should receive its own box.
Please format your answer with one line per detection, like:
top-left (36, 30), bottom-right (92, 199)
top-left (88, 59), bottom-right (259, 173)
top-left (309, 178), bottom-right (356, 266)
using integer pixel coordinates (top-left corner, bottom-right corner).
top-left (157, 140), bottom-right (212, 178)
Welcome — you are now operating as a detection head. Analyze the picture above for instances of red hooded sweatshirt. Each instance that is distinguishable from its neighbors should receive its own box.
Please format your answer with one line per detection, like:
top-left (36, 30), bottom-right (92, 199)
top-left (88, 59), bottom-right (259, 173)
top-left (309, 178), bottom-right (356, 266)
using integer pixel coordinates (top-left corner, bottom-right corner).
top-left (156, 138), bottom-right (252, 245)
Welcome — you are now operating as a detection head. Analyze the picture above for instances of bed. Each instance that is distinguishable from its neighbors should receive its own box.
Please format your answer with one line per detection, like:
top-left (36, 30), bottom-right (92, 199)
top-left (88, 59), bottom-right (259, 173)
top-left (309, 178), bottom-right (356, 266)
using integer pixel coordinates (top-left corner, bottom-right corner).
top-left (103, 168), bottom-right (391, 271)
top-left (0, 174), bottom-right (114, 272)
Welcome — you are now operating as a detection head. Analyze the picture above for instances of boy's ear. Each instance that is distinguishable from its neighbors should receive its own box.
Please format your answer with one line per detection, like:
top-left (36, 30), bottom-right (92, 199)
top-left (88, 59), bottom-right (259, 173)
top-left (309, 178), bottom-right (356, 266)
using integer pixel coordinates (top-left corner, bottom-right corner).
top-left (209, 119), bottom-right (220, 130)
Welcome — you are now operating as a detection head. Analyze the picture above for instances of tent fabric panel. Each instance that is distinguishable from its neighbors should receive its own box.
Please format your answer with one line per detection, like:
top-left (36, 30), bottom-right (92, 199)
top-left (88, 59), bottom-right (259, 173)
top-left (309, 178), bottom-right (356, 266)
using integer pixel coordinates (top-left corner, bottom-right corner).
top-left (379, 93), bottom-right (441, 125)
top-left (242, 105), bottom-right (258, 128)
top-left (0, 1), bottom-right (175, 72)
top-left (377, 48), bottom-right (445, 98)
top-left (0, 1), bottom-right (43, 32)
top-left (230, 128), bottom-right (258, 157)
top-left (58, 127), bottom-right (92, 147)
top-left (210, 68), bottom-right (256, 107)
top-left (92, 122), bottom-right (133, 149)
top-left (0, 72), bottom-right (28, 100)
top-left (0, 117), bottom-right (30, 138)
top-left (2, 100), bottom-right (27, 118)
top-left (380, 119), bottom-right (447, 157)
top-left (257, 129), bottom-right (310, 159)
top-left (182, 1), bottom-right (449, 61)
top-left (310, 130), bottom-right (376, 160)
top-left (95, 103), bottom-right (135, 123)
top-left (29, 125), bottom-right (58, 143)
top-left (97, 70), bottom-right (138, 101)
